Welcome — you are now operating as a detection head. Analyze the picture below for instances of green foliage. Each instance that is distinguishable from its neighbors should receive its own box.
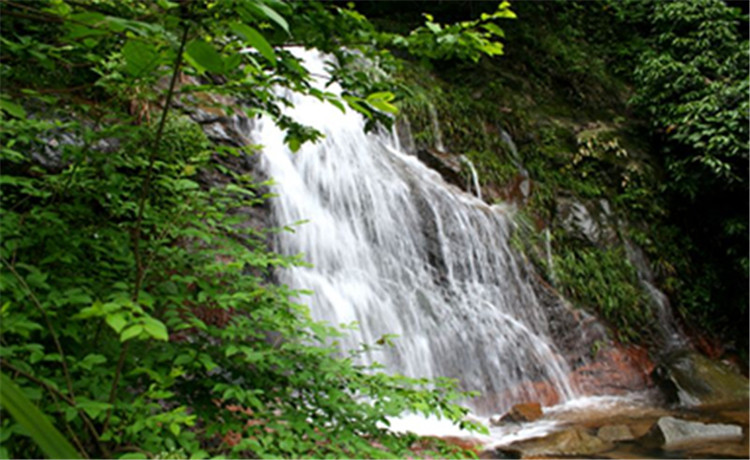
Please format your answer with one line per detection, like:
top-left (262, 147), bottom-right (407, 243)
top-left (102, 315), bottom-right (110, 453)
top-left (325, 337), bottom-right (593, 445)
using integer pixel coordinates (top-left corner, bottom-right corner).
top-left (389, 2), bottom-right (515, 63)
top-left (553, 245), bottom-right (653, 343)
top-left (0, 372), bottom-right (82, 459)
top-left (626, 0), bottom-right (749, 342)
top-left (630, 0), bottom-right (749, 191)
top-left (0, 1), bottom-right (500, 458)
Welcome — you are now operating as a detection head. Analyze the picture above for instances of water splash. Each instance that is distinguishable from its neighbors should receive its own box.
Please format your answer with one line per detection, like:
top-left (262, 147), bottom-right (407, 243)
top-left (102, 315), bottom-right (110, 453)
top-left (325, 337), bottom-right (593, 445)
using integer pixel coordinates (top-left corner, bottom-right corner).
top-left (251, 50), bottom-right (577, 414)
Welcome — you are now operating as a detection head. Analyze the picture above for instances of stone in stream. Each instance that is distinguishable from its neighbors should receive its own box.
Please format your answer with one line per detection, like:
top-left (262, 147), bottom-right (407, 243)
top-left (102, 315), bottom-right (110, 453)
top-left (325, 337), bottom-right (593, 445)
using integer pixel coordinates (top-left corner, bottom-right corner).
top-left (490, 402), bottom-right (543, 426)
top-left (642, 416), bottom-right (743, 449)
top-left (485, 428), bottom-right (612, 458)
top-left (597, 424), bottom-right (635, 442)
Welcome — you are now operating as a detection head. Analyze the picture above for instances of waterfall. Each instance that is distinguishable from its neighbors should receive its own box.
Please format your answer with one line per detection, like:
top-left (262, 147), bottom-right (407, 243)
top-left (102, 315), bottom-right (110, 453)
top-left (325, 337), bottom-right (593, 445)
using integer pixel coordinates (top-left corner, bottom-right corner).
top-left (624, 240), bottom-right (688, 350)
top-left (460, 155), bottom-right (483, 201)
top-left (251, 50), bottom-right (576, 414)
top-left (427, 102), bottom-right (446, 152)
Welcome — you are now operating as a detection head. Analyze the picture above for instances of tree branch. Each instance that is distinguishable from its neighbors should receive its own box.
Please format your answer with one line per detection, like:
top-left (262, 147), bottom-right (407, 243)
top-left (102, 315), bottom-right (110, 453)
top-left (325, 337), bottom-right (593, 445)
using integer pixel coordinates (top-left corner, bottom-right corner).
top-left (103, 18), bottom-right (192, 434)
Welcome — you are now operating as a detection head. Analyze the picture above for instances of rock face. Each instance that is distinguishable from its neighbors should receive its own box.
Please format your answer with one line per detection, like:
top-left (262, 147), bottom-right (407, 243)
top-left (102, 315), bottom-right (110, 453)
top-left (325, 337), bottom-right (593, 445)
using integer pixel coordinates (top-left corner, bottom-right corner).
top-left (416, 148), bottom-right (469, 194)
top-left (555, 197), bottom-right (619, 246)
top-left (571, 345), bottom-right (655, 396)
top-left (653, 350), bottom-right (749, 406)
top-left (643, 416), bottom-right (743, 449)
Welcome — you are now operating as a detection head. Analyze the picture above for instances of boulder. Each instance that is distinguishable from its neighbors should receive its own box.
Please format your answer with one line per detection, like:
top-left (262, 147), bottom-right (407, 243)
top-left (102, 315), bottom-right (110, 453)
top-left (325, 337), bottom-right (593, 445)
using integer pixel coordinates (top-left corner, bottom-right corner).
top-left (490, 402), bottom-right (543, 426)
top-left (627, 419), bottom-right (657, 438)
top-left (652, 350), bottom-right (749, 406)
top-left (597, 424), bottom-right (635, 442)
top-left (642, 416), bottom-right (743, 449)
top-left (495, 428), bottom-right (612, 458)
top-left (502, 402), bottom-right (543, 423)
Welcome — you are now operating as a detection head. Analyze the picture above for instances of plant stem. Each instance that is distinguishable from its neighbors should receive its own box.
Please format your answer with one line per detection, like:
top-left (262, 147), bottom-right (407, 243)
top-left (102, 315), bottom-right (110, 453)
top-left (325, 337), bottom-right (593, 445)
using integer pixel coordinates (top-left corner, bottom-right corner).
top-left (102, 19), bottom-right (191, 435)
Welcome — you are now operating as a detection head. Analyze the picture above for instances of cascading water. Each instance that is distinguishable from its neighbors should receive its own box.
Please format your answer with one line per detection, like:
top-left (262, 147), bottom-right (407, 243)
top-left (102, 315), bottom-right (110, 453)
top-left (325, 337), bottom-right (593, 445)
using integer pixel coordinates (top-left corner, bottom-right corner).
top-left (459, 155), bottom-right (483, 201)
top-left (251, 50), bottom-right (576, 414)
top-left (427, 102), bottom-right (446, 152)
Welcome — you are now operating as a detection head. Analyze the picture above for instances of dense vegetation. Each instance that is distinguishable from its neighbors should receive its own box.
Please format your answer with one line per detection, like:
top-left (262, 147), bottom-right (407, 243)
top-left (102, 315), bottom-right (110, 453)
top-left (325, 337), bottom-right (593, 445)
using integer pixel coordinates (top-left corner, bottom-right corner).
top-left (0, 0), bottom-right (747, 458)
top-left (0, 0), bottom-right (516, 457)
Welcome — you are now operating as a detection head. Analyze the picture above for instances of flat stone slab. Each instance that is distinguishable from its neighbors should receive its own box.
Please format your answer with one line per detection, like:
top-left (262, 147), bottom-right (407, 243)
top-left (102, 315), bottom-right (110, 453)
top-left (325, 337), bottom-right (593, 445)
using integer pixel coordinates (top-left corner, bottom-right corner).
top-left (647, 416), bottom-right (743, 449)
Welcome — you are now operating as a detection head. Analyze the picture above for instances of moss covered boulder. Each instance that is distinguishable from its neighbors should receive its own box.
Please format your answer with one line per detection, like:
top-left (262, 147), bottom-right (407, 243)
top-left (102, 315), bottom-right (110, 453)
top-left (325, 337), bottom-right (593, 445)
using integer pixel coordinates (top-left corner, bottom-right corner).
top-left (653, 350), bottom-right (749, 406)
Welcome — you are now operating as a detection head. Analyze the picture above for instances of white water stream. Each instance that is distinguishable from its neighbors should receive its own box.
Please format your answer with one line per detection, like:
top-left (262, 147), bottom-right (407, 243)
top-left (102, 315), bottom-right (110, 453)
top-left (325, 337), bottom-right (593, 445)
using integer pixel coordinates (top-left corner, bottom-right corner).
top-left (251, 50), bottom-right (577, 415)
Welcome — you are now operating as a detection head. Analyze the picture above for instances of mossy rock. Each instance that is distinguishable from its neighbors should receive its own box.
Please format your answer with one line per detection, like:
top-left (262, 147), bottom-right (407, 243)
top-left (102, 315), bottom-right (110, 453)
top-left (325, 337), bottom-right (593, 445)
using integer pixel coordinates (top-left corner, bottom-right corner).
top-left (653, 351), bottom-right (749, 406)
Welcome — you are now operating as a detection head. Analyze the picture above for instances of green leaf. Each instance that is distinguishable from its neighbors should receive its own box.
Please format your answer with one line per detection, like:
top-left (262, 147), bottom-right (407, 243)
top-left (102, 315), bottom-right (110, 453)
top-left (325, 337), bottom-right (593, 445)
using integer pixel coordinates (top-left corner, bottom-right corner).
top-left (198, 353), bottom-right (217, 371)
top-left (343, 95), bottom-right (372, 118)
top-left (75, 398), bottom-right (112, 420)
top-left (0, 373), bottom-right (81, 459)
top-left (230, 23), bottom-right (276, 65)
top-left (0, 99), bottom-right (26, 119)
top-left (366, 99), bottom-right (398, 115)
top-left (122, 40), bottom-right (160, 77)
top-left (287, 136), bottom-right (301, 153)
top-left (185, 40), bottom-right (225, 74)
top-left (76, 354), bottom-right (107, 371)
top-left (120, 324), bottom-right (144, 342)
top-left (254, 2), bottom-right (289, 34)
top-left (366, 91), bottom-right (395, 103)
top-left (480, 23), bottom-right (505, 38)
top-left (106, 312), bottom-right (128, 333)
top-left (142, 317), bottom-right (169, 341)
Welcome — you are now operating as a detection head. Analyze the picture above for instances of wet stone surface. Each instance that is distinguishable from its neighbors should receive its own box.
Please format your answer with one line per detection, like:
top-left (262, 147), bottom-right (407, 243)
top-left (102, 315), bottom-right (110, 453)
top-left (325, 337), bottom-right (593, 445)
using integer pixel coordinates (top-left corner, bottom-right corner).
top-left (479, 396), bottom-right (749, 459)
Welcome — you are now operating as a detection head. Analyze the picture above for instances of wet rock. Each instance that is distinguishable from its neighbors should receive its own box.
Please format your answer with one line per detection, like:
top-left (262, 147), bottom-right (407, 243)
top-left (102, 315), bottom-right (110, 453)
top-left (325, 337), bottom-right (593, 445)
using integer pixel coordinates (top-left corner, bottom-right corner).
top-left (416, 148), bottom-right (466, 193)
top-left (532, 279), bottom-right (609, 370)
top-left (570, 345), bottom-right (654, 396)
top-left (653, 350), bottom-right (749, 406)
top-left (597, 424), bottom-right (634, 442)
top-left (627, 419), bottom-right (657, 438)
top-left (496, 402), bottom-right (543, 424)
top-left (683, 441), bottom-right (750, 459)
top-left (497, 428), bottom-right (612, 458)
top-left (479, 447), bottom-right (521, 459)
top-left (485, 380), bottom-right (561, 413)
top-left (555, 197), bottom-right (618, 246)
top-left (642, 416), bottom-right (743, 449)
top-left (719, 410), bottom-right (750, 426)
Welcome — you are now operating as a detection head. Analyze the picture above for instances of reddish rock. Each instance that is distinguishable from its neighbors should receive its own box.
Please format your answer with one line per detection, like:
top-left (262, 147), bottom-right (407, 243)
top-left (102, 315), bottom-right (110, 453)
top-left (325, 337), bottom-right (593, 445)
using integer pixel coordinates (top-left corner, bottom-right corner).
top-left (571, 345), bottom-right (655, 396)
top-left (475, 382), bottom-right (560, 415)
top-left (499, 402), bottom-right (544, 424)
